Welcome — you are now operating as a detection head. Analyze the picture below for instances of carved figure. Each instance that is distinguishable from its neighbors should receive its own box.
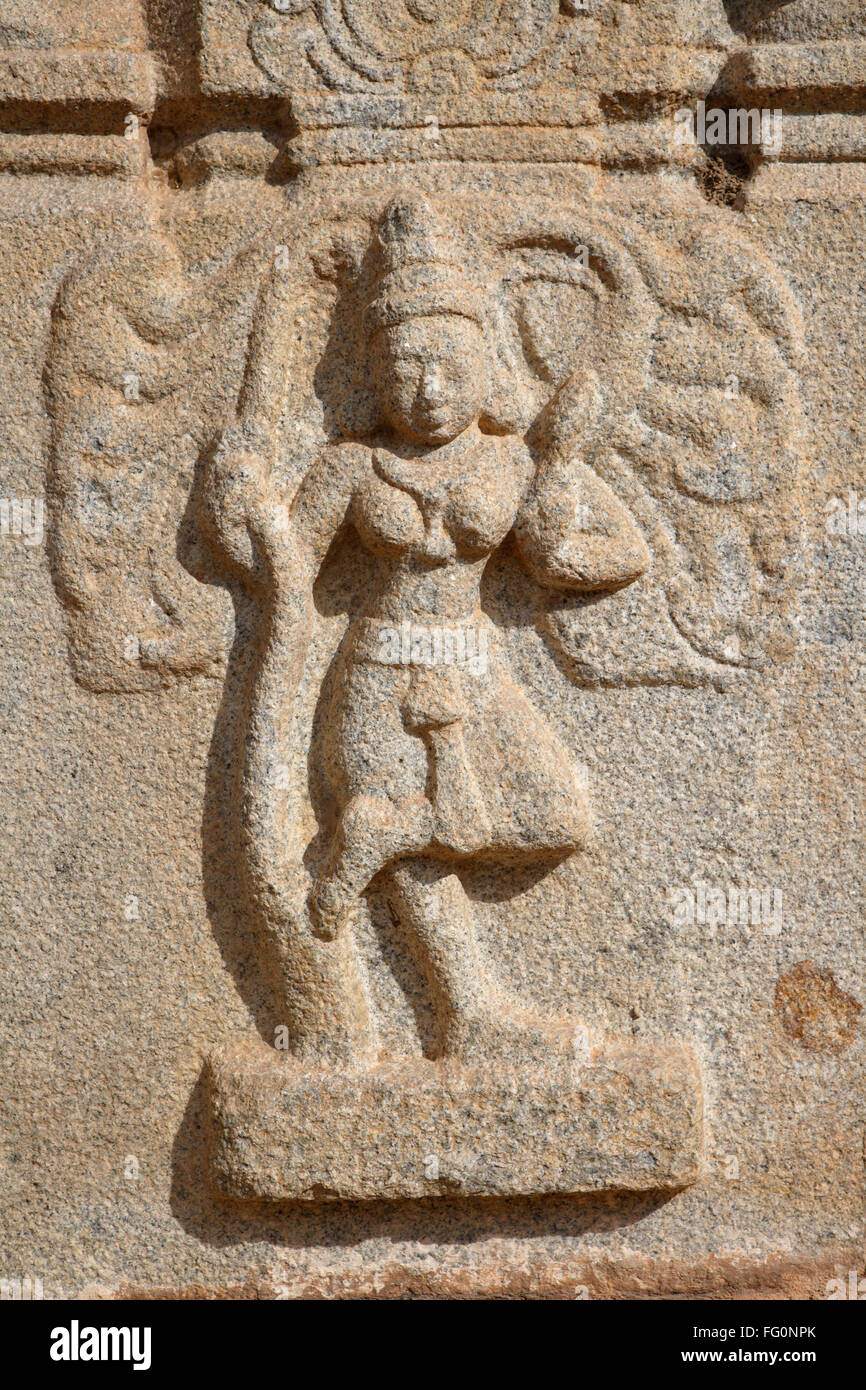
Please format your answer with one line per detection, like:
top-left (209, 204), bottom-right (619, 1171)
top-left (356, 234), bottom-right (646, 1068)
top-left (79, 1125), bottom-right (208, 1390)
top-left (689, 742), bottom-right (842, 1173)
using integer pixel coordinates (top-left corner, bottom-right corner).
top-left (200, 193), bottom-right (650, 1064)
top-left (38, 0), bottom-right (811, 1201)
top-left (47, 186), bottom-right (805, 1082)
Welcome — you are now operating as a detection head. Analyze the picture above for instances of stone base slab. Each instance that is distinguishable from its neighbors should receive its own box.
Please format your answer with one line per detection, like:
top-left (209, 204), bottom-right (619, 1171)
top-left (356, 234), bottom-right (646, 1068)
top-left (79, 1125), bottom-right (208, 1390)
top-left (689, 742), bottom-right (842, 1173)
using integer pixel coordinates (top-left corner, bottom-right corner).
top-left (205, 1039), bottom-right (703, 1201)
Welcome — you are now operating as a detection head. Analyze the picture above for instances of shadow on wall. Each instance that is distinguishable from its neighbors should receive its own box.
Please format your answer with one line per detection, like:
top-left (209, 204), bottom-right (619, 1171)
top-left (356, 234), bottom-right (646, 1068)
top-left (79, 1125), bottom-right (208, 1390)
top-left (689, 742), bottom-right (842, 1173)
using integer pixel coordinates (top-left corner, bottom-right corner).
top-left (169, 1067), bottom-right (683, 1256)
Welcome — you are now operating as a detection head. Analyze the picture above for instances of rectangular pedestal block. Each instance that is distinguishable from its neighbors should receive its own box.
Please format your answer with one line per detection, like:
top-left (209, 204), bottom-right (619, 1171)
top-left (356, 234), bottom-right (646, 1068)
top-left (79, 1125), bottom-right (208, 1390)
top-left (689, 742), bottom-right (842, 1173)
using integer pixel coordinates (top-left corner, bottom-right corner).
top-left (206, 1040), bottom-right (704, 1201)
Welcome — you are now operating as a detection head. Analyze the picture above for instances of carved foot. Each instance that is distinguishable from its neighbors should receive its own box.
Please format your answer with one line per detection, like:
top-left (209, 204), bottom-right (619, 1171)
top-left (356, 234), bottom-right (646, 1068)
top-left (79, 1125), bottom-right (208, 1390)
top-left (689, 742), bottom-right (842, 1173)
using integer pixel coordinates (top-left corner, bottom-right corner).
top-left (441, 1002), bottom-right (587, 1067)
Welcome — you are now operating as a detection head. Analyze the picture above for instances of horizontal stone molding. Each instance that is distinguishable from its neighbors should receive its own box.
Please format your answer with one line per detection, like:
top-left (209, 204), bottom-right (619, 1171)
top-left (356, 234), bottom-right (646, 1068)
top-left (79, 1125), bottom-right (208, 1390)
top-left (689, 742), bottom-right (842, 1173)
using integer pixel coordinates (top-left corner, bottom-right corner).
top-left (103, 1247), bottom-right (866, 1301)
top-left (0, 49), bottom-right (156, 114)
top-left (0, 132), bottom-right (149, 177)
top-left (722, 40), bottom-right (866, 101)
top-left (760, 113), bottom-right (866, 163)
top-left (287, 118), bottom-right (702, 171)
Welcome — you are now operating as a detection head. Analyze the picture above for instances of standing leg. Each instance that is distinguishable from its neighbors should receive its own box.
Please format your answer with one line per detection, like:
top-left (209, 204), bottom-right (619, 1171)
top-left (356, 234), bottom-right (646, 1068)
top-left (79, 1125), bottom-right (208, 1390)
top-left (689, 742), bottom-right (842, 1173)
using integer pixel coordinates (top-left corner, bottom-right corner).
top-left (385, 858), bottom-right (581, 1064)
top-left (309, 657), bottom-right (432, 935)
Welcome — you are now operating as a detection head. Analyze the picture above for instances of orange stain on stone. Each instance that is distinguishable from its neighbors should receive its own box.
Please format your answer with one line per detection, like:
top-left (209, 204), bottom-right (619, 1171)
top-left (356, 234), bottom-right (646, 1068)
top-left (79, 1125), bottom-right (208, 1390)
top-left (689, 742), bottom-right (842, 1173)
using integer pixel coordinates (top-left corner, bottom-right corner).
top-left (775, 961), bottom-right (862, 1054)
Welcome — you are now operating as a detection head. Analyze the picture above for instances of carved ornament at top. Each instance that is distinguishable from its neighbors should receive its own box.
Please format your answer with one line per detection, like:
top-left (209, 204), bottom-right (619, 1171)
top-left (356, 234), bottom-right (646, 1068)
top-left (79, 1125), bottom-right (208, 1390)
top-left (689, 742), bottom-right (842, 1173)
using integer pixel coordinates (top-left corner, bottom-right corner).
top-left (248, 0), bottom-right (584, 94)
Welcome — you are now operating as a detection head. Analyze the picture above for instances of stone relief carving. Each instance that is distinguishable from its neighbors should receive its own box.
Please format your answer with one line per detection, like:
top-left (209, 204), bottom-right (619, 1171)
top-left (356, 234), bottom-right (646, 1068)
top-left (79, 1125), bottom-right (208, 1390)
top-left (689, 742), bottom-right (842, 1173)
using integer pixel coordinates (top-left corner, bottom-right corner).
top-left (249, 0), bottom-right (580, 94)
top-left (42, 8), bottom-right (810, 1200)
top-left (2, 0), bottom-right (862, 1308)
top-left (45, 176), bottom-right (806, 1195)
top-left (47, 188), bottom-right (804, 692)
top-left (199, 191), bottom-right (655, 1068)
top-left (45, 234), bottom-right (259, 689)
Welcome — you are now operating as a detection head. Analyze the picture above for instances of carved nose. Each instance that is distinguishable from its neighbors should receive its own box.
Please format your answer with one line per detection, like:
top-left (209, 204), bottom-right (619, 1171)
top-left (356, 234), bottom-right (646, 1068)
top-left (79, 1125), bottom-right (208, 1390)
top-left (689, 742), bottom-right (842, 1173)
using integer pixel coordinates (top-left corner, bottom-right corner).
top-left (421, 366), bottom-right (445, 404)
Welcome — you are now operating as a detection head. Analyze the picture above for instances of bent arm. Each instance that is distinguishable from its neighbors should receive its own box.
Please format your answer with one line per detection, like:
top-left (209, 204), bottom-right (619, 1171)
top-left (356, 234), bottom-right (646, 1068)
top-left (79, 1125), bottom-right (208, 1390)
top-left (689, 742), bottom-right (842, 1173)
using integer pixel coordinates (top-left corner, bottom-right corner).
top-left (514, 454), bottom-right (650, 593)
top-left (289, 443), bottom-right (366, 577)
top-left (198, 435), bottom-right (364, 595)
top-left (513, 370), bottom-right (650, 593)
top-left (200, 230), bottom-right (364, 590)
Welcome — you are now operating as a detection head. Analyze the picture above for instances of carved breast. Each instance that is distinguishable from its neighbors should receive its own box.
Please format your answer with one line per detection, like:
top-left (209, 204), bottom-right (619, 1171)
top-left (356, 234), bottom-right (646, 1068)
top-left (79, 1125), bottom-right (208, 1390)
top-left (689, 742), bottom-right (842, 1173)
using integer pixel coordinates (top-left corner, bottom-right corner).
top-left (352, 437), bottom-right (528, 562)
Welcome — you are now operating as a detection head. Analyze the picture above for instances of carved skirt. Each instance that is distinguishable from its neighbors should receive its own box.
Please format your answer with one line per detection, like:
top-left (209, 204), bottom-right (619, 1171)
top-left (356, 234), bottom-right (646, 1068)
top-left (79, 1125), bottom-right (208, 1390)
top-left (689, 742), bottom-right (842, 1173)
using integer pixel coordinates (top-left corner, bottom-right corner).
top-left (320, 615), bottom-right (591, 860)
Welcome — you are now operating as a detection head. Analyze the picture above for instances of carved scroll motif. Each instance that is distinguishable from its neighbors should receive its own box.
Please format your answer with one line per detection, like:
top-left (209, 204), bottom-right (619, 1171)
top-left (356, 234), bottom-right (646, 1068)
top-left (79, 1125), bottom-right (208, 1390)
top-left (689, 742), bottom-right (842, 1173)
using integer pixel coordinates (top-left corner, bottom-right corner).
top-left (249, 0), bottom-right (574, 94)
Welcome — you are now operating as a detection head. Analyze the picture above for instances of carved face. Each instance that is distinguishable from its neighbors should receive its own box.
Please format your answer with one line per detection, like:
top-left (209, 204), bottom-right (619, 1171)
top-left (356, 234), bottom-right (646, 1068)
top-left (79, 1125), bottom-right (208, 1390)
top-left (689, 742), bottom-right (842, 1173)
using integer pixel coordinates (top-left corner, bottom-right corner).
top-left (373, 314), bottom-right (485, 445)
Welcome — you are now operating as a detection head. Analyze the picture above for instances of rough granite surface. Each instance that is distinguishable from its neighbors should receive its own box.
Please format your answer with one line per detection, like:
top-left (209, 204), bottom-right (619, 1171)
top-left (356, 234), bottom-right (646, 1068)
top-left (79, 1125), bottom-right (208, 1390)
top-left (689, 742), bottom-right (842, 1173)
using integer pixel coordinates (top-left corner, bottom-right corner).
top-left (0, 0), bottom-right (864, 1299)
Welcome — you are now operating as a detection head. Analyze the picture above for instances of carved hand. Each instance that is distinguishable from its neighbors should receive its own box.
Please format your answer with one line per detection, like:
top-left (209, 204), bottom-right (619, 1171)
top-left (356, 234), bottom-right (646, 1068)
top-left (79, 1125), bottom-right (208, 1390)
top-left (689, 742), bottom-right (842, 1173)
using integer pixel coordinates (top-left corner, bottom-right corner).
top-left (199, 445), bottom-right (303, 596)
top-left (535, 368), bottom-right (603, 461)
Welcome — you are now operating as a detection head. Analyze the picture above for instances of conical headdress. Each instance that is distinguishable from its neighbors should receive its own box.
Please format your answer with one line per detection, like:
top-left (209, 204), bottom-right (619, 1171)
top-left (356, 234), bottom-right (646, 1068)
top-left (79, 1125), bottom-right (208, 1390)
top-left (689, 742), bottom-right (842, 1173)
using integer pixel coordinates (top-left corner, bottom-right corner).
top-left (367, 194), bottom-right (486, 330)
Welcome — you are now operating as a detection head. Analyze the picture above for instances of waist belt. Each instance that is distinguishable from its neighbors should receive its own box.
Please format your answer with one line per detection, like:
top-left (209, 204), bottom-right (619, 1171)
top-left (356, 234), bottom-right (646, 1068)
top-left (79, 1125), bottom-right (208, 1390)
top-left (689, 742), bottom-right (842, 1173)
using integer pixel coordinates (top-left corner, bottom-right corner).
top-left (351, 617), bottom-right (491, 674)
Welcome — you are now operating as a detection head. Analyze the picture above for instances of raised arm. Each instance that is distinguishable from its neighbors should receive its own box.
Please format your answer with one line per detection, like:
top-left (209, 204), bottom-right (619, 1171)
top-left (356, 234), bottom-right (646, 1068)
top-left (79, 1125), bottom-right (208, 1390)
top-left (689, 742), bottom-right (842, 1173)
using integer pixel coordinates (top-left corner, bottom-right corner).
top-left (514, 371), bottom-right (650, 593)
top-left (198, 235), bottom-right (364, 594)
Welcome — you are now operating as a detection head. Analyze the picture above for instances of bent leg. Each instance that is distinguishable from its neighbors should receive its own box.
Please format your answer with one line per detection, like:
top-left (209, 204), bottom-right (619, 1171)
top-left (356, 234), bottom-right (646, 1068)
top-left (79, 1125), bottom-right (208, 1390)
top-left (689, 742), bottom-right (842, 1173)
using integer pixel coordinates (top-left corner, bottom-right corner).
top-left (309, 792), bottom-right (434, 938)
top-left (310, 659), bottom-right (436, 934)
